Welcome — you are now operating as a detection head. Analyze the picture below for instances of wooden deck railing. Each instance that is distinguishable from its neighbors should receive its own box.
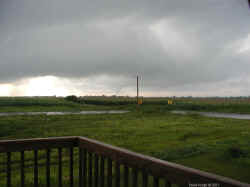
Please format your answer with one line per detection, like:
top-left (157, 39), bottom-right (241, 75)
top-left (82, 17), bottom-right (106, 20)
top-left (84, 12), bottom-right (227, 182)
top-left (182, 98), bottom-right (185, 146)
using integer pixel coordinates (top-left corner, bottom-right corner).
top-left (0, 136), bottom-right (249, 187)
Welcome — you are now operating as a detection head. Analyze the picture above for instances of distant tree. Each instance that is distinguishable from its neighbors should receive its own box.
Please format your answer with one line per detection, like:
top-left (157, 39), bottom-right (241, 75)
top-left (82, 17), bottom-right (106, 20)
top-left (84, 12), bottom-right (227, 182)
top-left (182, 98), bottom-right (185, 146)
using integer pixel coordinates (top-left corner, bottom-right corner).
top-left (65, 95), bottom-right (78, 102)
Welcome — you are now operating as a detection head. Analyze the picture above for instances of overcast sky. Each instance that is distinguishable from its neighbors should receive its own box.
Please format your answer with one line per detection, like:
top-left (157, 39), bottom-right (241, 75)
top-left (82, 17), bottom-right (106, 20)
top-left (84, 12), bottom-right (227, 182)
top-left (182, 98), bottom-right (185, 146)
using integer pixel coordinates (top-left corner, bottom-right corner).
top-left (0, 0), bottom-right (250, 97)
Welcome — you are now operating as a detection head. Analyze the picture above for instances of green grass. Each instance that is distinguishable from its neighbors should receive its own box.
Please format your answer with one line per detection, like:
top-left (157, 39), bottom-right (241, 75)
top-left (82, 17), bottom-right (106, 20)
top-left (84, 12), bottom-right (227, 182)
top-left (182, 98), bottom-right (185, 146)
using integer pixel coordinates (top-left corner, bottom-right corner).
top-left (0, 96), bottom-right (75, 106)
top-left (0, 96), bottom-right (130, 112)
top-left (0, 96), bottom-right (250, 185)
top-left (3, 96), bottom-right (250, 114)
top-left (81, 96), bottom-right (250, 114)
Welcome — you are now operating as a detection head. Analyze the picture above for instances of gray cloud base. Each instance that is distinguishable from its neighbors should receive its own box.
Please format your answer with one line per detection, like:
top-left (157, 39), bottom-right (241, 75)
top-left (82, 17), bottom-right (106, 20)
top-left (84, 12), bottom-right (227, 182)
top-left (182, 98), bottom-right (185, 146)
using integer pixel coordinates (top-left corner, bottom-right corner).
top-left (0, 0), bottom-right (250, 93)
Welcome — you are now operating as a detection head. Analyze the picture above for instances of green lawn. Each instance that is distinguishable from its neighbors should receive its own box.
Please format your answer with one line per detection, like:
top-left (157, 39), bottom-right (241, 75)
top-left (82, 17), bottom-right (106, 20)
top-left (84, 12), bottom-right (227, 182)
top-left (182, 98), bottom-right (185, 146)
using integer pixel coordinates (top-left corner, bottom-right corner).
top-left (0, 97), bottom-right (250, 184)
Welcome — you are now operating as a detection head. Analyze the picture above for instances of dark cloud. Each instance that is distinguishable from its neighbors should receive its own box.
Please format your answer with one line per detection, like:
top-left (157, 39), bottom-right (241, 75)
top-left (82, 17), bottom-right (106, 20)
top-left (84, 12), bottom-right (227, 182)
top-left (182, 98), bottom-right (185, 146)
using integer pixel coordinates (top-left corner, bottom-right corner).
top-left (0, 0), bottom-right (250, 95)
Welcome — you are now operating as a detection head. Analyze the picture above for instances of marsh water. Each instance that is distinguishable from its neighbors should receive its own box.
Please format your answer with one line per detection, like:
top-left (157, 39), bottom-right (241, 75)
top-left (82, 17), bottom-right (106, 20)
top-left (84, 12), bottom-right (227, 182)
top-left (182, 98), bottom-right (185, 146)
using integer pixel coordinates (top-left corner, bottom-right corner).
top-left (0, 110), bottom-right (129, 116)
top-left (1, 110), bottom-right (250, 119)
top-left (171, 110), bottom-right (250, 120)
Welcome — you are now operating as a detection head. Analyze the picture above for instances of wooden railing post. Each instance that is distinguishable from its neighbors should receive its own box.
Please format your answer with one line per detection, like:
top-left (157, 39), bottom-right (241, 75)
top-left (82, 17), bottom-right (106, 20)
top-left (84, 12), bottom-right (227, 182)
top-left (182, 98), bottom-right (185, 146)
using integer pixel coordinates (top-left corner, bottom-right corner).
top-left (100, 156), bottom-right (105, 187)
top-left (115, 162), bottom-right (120, 187)
top-left (132, 168), bottom-right (138, 187)
top-left (94, 154), bottom-right (99, 187)
top-left (70, 148), bottom-right (74, 187)
top-left (83, 149), bottom-right (87, 187)
top-left (58, 148), bottom-right (62, 187)
top-left (0, 136), bottom-right (249, 187)
top-left (142, 171), bottom-right (148, 187)
top-left (124, 166), bottom-right (129, 187)
top-left (34, 150), bottom-right (38, 187)
top-left (88, 152), bottom-right (93, 187)
top-left (7, 152), bottom-right (11, 187)
top-left (46, 149), bottom-right (51, 187)
top-left (21, 151), bottom-right (25, 187)
top-left (107, 158), bottom-right (112, 187)
top-left (79, 148), bottom-right (83, 187)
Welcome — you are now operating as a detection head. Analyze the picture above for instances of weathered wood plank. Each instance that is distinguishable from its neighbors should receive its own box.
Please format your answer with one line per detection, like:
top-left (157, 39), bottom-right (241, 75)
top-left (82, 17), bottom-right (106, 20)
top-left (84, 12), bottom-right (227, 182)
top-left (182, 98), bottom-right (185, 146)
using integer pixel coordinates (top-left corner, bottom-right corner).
top-left (46, 149), bottom-right (51, 187)
top-left (83, 149), bottom-right (87, 187)
top-left (0, 137), bottom-right (78, 153)
top-left (79, 148), bottom-right (83, 187)
top-left (21, 151), bottom-right (25, 187)
top-left (124, 166), bottom-right (129, 187)
top-left (132, 168), bottom-right (138, 187)
top-left (78, 137), bottom-right (249, 186)
top-left (0, 136), bottom-right (248, 187)
top-left (107, 158), bottom-right (112, 187)
top-left (88, 152), bottom-right (93, 187)
top-left (115, 162), bottom-right (120, 187)
top-left (70, 148), bottom-right (74, 187)
top-left (165, 179), bottom-right (171, 187)
top-left (154, 177), bottom-right (159, 187)
top-left (58, 148), bottom-right (62, 187)
top-left (94, 154), bottom-right (99, 187)
top-left (7, 152), bottom-right (11, 187)
top-left (142, 171), bottom-right (148, 187)
top-left (34, 150), bottom-right (38, 187)
top-left (100, 156), bottom-right (105, 187)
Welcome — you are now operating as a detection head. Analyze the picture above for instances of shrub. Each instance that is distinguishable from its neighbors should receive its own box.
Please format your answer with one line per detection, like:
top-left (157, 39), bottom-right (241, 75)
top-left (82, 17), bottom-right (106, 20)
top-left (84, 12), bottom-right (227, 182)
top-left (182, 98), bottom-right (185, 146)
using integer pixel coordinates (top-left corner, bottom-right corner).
top-left (65, 95), bottom-right (79, 103)
top-left (227, 147), bottom-right (246, 158)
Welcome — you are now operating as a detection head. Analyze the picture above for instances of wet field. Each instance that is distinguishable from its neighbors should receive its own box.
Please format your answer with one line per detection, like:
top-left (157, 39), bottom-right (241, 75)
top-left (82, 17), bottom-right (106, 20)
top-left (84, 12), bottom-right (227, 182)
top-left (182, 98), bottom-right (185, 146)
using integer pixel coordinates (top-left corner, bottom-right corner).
top-left (0, 110), bottom-right (129, 116)
top-left (172, 110), bottom-right (250, 120)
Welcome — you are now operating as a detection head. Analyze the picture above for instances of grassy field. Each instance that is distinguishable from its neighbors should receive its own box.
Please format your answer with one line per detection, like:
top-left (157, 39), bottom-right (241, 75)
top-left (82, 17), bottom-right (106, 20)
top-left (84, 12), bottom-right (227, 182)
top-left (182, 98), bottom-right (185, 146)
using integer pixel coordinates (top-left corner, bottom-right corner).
top-left (0, 96), bottom-right (250, 185)
top-left (82, 96), bottom-right (250, 114)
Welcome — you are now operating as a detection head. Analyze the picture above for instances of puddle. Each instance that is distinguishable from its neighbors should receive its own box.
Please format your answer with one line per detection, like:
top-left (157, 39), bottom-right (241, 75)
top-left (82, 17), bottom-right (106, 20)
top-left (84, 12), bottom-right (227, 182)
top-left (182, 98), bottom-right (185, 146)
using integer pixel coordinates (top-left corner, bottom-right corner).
top-left (0, 110), bottom-right (129, 116)
top-left (171, 110), bottom-right (250, 120)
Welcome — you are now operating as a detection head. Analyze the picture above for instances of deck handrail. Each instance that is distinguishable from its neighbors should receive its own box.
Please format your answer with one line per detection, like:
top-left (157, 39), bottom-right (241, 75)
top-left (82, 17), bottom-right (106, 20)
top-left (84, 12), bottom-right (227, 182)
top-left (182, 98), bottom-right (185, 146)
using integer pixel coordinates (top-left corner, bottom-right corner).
top-left (78, 136), bottom-right (250, 187)
top-left (0, 136), bottom-right (78, 153)
top-left (0, 136), bottom-right (249, 187)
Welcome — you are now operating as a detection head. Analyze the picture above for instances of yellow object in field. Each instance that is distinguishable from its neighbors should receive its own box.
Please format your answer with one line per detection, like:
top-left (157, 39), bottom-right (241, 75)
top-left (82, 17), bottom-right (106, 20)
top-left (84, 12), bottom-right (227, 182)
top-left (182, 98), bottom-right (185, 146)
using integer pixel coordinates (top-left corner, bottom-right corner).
top-left (168, 100), bottom-right (173, 105)
top-left (138, 98), bottom-right (143, 105)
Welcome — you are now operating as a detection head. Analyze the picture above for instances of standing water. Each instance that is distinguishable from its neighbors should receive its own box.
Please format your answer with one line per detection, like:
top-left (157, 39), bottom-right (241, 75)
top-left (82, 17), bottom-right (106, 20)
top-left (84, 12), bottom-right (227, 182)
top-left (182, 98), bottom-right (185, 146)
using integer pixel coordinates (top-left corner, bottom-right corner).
top-left (171, 110), bottom-right (250, 120)
top-left (0, 111), bottom-right (129, 116)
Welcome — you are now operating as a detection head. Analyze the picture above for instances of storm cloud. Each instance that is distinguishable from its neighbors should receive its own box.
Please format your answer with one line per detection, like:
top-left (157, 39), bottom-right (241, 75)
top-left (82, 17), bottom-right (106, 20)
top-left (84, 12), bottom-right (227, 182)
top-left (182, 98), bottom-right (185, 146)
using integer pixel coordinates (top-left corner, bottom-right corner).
top-left (0, 0), bottom-right (250, 96)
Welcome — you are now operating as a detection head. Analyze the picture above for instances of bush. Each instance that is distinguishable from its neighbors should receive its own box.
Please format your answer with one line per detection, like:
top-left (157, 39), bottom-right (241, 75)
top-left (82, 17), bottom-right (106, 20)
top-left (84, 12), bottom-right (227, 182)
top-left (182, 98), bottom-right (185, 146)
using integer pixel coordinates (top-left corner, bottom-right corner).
top-left (227, 147), bottom-right (246, 158)
top-left (65, 95), bottom-right (79, 103)
top-left (151, 144), bottom-right (210, 161)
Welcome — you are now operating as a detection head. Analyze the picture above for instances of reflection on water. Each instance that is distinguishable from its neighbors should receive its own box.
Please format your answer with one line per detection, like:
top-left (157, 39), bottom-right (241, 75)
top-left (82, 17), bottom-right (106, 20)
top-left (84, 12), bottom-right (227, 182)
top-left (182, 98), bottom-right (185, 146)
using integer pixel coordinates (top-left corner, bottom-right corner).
top-left (0, 110), bottom-right (129, 116)
top-left (172, 110), bottom-right (250, 120)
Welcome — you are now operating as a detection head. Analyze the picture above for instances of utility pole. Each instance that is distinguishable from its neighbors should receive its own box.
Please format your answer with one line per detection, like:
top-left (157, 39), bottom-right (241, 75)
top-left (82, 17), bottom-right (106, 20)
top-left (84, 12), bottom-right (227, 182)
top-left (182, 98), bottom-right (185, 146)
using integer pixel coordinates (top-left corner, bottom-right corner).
top-left (137, 75), bottom-right (139, 104)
